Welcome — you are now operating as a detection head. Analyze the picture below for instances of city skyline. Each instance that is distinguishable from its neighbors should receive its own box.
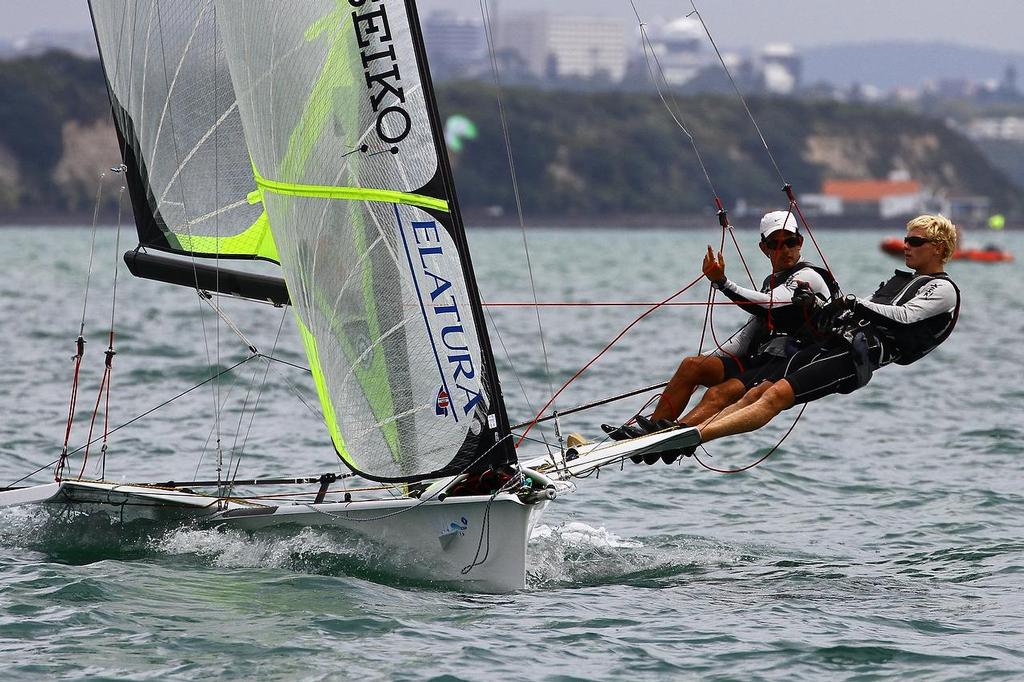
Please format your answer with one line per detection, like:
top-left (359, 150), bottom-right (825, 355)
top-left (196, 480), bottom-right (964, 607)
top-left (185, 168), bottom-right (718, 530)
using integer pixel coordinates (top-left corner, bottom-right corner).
top-left (3, 0), bottom-right (1024, 55)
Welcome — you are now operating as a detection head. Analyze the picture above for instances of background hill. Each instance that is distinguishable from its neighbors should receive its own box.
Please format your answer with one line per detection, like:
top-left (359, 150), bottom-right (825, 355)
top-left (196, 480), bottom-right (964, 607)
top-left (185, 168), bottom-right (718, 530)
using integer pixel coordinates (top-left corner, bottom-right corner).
top-left (803, 42), bottom-right (1024, 89)
top-left (1, 52), bottom-right (1021, 225)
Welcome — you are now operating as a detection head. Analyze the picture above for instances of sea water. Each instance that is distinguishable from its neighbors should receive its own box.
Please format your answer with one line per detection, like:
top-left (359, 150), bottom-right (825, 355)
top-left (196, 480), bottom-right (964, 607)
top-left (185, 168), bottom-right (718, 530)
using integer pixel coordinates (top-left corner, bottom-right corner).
top-left (1, 226), bottom-right (1021, 680)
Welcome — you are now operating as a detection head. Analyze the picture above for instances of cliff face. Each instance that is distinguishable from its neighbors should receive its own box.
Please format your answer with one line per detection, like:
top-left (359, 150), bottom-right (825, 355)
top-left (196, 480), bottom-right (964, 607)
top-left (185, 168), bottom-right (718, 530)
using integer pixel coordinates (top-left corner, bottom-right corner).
top-left (0, 52), bottom-right (1020, 223)
top-left (0, 52), bottom-right (116, 219)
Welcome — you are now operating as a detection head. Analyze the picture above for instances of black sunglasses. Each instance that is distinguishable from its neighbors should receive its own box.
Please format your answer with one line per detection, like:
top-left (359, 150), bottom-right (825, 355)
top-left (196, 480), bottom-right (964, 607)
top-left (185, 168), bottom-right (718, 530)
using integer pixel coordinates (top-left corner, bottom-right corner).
top-left (763, 235), bottom-right (802, 250)
top-left (904, 236), bottom-right (934, 247)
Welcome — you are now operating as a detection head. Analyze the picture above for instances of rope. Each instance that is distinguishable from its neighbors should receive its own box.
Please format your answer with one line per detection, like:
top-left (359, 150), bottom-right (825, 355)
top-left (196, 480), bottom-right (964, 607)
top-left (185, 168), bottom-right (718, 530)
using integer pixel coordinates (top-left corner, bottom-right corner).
top-left (57, 172), bottom-right (109, 480)
top-left (693, 405), bottom-right (807, 473)
top-left (300, 434), bottom-right (515, 525)
top-left (516, 272), bottom-right (705, 446)
top-left (686, 2), bottom-right (840, 291)
top-left (482, 300), bottom-right (785, 308)
top-left (478, 0), bottom-right (556, 414)
top-left (75, 188), bottom-right (125, 480)
top-left (687, 1), bottom-right (787, 188)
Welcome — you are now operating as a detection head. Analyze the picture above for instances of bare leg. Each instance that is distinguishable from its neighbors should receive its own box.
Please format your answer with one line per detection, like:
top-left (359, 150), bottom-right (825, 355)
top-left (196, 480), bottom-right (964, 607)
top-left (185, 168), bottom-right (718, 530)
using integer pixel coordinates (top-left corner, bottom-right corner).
top-left (652, 355), bottom-right (726, 422)
top-left (699, 381), bottom-right (774, 428)
top-left (680, 378), bottom-right (746, 426)
top-left (698, 379), bottom-right (796, 443)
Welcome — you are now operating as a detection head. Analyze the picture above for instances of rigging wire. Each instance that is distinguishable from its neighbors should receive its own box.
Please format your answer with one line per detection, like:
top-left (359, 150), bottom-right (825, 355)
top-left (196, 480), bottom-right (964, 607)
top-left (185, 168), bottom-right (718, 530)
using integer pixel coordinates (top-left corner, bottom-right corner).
top-left (647, 2), bottom-right (844, 470)
top-left (515, 272), bottom-right (705, 446)
top-left (76, 185), bottom-right (125, 481)
top-left (57, 171), bottom-right (107, 480)
top-left (687, 1), bottom-right (787, 188)
top-left (32, 355), bottom-right (260, 485)
top-left (478, 0), bottom-right (557, 414)
top-left (687, 0), bottom-right (839, 287)
top-left (628, 0), bottom-right (720, 201)
top-left (228, 306), bottom-right (292, 484)
top-left (154, 1), bottom-right (226, 489)
top-left (78, 173), bottom-right (107, 337)
top-left (513, 3), bottom-right (769, 445)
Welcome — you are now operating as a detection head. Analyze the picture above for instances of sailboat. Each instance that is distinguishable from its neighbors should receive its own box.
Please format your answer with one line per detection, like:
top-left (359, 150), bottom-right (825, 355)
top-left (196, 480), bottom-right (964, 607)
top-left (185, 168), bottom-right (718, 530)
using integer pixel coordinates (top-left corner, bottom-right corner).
top-left (0, 0), bottom-right (698, 592)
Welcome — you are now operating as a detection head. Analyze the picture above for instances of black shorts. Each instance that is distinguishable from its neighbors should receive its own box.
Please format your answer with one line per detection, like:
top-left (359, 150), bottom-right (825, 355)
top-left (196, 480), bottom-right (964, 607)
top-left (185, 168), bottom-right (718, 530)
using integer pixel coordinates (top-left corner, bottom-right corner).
top-left (722, 353), bottom-right (790, 390)
top-left (783, 336), bottom-right (885, 405)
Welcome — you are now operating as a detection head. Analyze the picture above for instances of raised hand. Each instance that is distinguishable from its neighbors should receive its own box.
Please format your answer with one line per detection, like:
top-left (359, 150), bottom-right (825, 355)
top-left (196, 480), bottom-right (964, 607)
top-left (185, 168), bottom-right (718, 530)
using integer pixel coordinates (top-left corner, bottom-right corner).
top-left (702, 245), bottom-right (726, 283)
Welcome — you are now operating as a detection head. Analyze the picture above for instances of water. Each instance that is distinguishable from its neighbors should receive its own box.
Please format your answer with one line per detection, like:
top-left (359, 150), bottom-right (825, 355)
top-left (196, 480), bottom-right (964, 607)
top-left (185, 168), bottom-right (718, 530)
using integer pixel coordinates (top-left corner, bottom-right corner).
top-left (1, 225), bottom-right (1022, 680)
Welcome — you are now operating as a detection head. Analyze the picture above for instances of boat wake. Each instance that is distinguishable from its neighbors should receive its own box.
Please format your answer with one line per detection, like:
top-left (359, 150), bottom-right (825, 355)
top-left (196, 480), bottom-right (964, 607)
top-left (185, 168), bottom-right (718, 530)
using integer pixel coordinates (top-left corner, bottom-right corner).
top-left (0, 506), bottom-right (165, 563)
top-left (526, 522), bottom-right (745, 589)
top-left (2, 507), bottom-right (747, 592)
top-left (153, 525), bottom-right (502, 591)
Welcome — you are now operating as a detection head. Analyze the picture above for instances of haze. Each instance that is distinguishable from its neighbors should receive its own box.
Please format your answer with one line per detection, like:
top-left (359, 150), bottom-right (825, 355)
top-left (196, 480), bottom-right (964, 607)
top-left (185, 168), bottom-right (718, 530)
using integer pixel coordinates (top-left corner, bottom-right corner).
top-left (3, 0), bottom-right (1023, 54)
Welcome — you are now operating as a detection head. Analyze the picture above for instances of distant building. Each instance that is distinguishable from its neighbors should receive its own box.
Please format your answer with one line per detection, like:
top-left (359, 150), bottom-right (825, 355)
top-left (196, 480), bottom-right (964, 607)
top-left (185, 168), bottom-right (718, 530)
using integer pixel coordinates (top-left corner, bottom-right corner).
top-left (760, 43), bottom-right (800, 94)
top-left (820, 178), bottom-right (924, 219)
top-left (965, 116), bottom-right (1024, 141)
top-left (422, 11), bottom-right (486, 80)
top-left (643, 16), bottom-right (708, 86)
top-left (498, 13), bottom-right (627, 82)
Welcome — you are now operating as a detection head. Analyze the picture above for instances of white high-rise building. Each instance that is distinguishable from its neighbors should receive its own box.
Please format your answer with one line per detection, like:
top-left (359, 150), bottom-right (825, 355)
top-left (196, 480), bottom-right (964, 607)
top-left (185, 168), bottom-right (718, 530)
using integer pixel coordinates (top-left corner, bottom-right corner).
top-left (498, 14), bottom-right (628, 82)
top-left (760, 43), bottom-right (801, 94)
top-left (645, 16), bottom-right (708, 86)
top-left (422, 11), bottom-right (486, 78)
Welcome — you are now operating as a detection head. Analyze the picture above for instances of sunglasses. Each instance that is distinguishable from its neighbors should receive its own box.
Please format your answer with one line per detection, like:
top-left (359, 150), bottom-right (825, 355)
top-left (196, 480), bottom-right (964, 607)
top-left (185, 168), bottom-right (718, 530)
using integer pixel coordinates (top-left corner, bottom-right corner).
top-left (763, 235), bottom-right (802, 250)
top-left (904, 236), bottom-right (934, 247)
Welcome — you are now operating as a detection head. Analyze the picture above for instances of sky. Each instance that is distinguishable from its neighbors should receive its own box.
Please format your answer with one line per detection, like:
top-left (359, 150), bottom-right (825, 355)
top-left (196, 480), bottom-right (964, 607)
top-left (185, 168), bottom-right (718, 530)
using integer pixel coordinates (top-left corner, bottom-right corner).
top-left (2, 0), bottom-right (1023, 54)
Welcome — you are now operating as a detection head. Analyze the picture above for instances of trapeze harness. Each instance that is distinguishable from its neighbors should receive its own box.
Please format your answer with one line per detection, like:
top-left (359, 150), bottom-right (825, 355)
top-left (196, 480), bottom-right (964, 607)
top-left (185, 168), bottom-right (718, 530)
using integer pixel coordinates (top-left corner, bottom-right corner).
top-left (713, 261), bottom-right (841, 365)
top-left (785, 270), bottom-right (961, 404)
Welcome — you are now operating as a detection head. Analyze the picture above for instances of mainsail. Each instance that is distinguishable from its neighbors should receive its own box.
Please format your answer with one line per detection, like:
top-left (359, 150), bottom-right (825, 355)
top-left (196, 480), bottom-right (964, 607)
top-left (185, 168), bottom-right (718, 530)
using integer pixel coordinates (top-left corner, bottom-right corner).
top-left (89, 0), bottom-right (277, 263)
top-left (214, 0), bottom-right (515, 481)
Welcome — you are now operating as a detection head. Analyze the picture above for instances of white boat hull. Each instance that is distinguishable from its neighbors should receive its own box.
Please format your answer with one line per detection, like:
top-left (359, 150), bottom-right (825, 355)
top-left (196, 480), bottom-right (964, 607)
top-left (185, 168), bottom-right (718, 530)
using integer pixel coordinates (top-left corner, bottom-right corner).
top-left (209, 493), bottom-right (550, 592)
top-left (0, 480), bottom-right (256, 521)
top-left (0, 427), bottom-right (694, 591)
top-left (0, 480), bottom-right (550, 592)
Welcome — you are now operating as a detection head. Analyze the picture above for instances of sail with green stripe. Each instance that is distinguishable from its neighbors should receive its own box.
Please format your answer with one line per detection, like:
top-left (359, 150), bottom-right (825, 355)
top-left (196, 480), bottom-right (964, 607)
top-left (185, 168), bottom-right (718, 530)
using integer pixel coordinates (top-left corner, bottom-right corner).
top-left (215, 0), bottom-right (515, 481)
top-left (89, 0), bottom-right (278, 262)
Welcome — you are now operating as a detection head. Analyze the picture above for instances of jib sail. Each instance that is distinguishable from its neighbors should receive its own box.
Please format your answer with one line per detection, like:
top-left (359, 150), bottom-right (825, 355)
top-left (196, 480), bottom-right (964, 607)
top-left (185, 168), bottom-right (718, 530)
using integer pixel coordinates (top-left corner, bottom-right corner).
top-left (89, 0), bottom-right (277, 262)
top-left (214, 0), bottom-right (515, 481)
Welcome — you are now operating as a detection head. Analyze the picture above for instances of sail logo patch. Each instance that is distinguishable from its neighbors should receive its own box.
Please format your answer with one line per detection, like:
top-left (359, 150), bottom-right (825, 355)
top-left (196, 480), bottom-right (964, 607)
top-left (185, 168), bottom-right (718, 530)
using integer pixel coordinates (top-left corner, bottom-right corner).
top-left (438, 516), bottom-right (469, 550)
top-left (435, 386), bottom-right (450, 416)
top-left (350, 0), bottom-right (412, 147)
top-left (401, 217), bottom-right (488, 424)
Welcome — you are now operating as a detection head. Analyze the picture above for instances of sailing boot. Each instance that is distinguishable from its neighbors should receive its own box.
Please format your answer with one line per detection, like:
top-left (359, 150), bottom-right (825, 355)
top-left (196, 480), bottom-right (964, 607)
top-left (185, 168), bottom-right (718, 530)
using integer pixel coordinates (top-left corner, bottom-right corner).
top-left (634, 415), bottom-right (678, 434)
top-left (601, 422), bottom-right (645, 441)
top-left (601, 422), bottom-right (647, 463)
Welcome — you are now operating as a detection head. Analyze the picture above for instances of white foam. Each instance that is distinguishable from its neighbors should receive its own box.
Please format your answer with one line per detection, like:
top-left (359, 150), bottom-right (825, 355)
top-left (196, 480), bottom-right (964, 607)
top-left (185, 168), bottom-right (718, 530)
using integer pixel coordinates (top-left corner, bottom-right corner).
top-left (531, 521), bottom-right (643, 549)
top-left (154, 525), bottom-right (381, 570)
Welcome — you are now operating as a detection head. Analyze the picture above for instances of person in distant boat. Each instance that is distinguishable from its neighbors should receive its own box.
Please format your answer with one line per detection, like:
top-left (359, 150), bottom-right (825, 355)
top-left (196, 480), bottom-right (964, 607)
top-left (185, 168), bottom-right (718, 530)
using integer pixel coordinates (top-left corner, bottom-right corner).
top-left (687, 214), bottom-right (960, 449)
top-left (602, 210), bottom-right (838, 462)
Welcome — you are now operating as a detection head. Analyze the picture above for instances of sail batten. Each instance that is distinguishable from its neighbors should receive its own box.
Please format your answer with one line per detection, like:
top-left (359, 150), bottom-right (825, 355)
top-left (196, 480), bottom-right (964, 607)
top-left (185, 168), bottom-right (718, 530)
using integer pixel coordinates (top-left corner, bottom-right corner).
top-left (251, 172), bottom-right (449, 212)
top-left (213, 0), bottom-right (515, 481)
top-left (89, 0), bottom-right (278, 262)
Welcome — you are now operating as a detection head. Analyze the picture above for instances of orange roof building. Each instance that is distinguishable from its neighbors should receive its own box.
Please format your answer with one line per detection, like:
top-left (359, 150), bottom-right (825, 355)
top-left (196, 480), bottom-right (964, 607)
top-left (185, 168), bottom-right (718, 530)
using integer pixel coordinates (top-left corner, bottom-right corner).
top-left (822, 179), bottom-right (922, 202)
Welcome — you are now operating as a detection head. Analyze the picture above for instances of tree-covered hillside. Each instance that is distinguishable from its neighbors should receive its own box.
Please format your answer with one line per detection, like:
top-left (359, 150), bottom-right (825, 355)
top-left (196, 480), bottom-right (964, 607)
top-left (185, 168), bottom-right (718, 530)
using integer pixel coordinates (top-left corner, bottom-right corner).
top-left (440, 83), bottom-right (1023, 220)
top-left (0, 52), bottom-right (1020, 223)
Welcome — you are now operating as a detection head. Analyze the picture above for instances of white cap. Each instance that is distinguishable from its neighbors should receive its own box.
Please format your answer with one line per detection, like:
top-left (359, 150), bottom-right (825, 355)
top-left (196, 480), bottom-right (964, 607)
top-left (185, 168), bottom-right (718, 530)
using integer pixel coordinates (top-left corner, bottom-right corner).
top-left (759, 210), bottom-right (800, 238)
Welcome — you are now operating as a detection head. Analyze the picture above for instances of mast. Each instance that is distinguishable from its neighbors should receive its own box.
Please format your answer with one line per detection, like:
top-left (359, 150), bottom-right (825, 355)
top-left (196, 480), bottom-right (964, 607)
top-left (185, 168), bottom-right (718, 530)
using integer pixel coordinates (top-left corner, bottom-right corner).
top-left (405, 0), bottom-right (516, 466)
